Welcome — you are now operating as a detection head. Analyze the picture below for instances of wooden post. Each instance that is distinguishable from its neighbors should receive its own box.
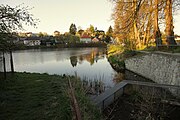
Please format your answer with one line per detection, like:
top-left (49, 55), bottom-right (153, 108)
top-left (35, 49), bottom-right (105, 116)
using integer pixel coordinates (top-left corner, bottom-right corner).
top-left (2, 51), bottom-right (6, 79)
top-left (10, 50), bottom-right (14, 73)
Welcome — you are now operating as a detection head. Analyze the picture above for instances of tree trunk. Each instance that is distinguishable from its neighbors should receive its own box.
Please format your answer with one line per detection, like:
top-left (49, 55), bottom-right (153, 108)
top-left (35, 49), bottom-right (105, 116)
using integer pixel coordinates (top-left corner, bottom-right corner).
top-left (134, 22), bottom-right (141, 49)
top-left (133, 0), bottom-right (141, 49)
top-left (143, 13), bottom-right (152, 46)
top-left (154, 0), bottom-right (162, 48)
top-left (164, 0), bottom-right (177, 45)
top-left (10, 50), bottom-right (14, 73)
top-left (2, 52), bottom-right (6, 79)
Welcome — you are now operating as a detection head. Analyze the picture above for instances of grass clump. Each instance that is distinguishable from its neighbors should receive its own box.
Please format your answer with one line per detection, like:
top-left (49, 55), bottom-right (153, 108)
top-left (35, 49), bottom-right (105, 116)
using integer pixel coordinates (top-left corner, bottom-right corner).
top-left (108, 49), bottom-right (137, 71)
top-left (70, 76), bottom-right (102, 120)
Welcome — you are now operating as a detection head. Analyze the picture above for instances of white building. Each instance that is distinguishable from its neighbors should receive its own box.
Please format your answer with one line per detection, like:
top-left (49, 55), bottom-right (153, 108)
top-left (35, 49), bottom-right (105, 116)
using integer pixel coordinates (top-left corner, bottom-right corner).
top-left (23, 37), bottom-right (41, 46)
top-left (80, 34), bottom-right (91, 43)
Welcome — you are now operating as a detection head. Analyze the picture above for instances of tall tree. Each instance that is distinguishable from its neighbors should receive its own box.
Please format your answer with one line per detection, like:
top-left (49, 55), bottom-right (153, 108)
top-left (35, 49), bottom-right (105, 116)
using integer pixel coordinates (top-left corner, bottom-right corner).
top-left (154, 0), bottom-right (162, 47)
top-left (0, 4), bottom-right (38, 74)
top-left (89, 24), bottom-right (95, 34)
top-left (111, 0), bottom-right (172, 49)
top-left (133, 0), bottom-right (143, 49)
top-left (112, 0), bottom-right (144, 49)
top-left (69, 23), bottom-right (77, 35)
top-left (53, 31), bottom-right (60, 36)
top-left (106, 26), bottom-right (113, 37)
top-left (38, 32), bottom-right (44, 37)
top-left (164, 0), bottom-right (177, 45)
top-left (77, 29), bottom-right (84, 36)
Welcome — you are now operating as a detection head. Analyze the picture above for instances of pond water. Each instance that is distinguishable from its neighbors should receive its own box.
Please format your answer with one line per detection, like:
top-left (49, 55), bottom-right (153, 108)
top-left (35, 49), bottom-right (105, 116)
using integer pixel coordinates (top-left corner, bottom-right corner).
top-left (0, 47), bottom-right (149, 95)
top-left (1, 48), bottom-right (116, 89)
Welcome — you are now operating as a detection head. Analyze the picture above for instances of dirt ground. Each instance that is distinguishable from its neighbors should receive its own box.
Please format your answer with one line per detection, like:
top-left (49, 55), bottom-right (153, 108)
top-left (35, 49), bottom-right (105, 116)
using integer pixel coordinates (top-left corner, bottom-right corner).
top-left (103, 94), bottom-right (180, 120)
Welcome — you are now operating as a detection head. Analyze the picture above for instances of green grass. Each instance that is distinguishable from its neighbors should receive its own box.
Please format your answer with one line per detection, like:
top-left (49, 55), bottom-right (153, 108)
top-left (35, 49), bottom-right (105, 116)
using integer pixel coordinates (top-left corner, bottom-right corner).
top-left (107, 49), bottom-right (138, 71)
top-left (0, 72), bottom-right (101, 120)
top-left (71, 77), bottom-right (102, 120)
top-left (107, 44), bottom-right (124, 56)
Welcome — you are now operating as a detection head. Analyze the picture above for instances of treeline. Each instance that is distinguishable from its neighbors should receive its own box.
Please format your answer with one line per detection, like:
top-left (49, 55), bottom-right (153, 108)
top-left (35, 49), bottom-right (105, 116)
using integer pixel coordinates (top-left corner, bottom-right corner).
top-left (111, 0), bottom-right (180, 49)
top-left (52, 24), bottom-right (114, 44)
top-left (18, 24), bottom-right (114, 44)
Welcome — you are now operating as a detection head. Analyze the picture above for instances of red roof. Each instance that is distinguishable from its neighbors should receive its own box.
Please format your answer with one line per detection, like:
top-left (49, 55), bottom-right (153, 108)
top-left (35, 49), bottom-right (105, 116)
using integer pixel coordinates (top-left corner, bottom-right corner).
top-left (81, 34), bottom-right (91, 38)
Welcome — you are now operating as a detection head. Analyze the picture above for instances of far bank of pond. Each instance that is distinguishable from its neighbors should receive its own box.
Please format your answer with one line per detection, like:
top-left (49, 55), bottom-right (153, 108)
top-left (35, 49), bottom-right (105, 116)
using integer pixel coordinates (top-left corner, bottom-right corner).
top-left (13, 42), bottom-right (107, 50)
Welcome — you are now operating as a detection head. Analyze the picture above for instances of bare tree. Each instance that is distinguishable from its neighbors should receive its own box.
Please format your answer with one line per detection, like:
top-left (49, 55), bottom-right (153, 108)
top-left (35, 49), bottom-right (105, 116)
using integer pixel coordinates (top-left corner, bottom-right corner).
top-left (0, 4), bottom-right (38, 75)
top-left (111, 0), bottom-right (179, 49)
top-left (154, 0), bottom-right (162, 47)
top-left (164, 0), bottom-right (177, 45)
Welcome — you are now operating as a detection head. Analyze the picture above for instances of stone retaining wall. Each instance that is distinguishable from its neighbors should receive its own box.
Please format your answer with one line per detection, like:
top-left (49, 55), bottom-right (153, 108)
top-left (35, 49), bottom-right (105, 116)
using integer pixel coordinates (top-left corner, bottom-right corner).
top-left (125, 52), bottom-right (180, 86)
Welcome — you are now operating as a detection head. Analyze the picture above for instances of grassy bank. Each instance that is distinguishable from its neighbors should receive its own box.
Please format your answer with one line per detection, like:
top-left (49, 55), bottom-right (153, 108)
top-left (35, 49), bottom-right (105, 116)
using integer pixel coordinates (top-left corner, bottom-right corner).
top-left (107, 45), bottom-right (138, 71)
top-left (0, 72), bottom-right (101, 120)
top-left (107, 44), bottom-right (180, 72)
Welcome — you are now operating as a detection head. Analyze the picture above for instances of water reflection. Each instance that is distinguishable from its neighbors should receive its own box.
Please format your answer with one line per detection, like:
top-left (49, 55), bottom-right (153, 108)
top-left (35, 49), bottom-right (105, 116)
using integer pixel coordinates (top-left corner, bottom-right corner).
top-left (69, 48), bottom-right (106, 67)
top-left (0, 48), bottom-right (150, 95)
top-left (1, 48), bottom-right (116, 89)
top-left (70, 56), bottom-right (78, 67)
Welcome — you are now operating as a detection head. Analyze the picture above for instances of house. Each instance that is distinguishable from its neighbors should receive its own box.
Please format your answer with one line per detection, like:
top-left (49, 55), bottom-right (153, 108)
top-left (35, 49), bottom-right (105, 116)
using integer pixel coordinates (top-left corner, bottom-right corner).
top-left (80, 33), bottom-right (91, 43)
top-left (175, 35), bottom-right (180, 45)
top-left (92, 37), bottom-right (99, 42)
top-left (40, 36), bottom-right (57, 46)
top-left (23, 36), bottom-right (41, 46)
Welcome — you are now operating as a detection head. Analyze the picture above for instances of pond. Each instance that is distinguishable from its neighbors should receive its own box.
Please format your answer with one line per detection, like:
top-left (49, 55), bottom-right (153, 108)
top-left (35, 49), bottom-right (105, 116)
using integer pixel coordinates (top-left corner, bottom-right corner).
top-left (0, 47), bottom-right (149, 95)
top-left (1, 48), bottom-right (113, 88)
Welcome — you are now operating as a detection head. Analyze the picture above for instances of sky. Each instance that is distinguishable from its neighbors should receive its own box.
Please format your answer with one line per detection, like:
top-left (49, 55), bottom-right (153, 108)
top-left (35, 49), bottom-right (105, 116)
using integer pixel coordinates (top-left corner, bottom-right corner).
top-left (0, 0), bottom-right (180, 35)
top-left (0, 0), bottom-right (114, 35)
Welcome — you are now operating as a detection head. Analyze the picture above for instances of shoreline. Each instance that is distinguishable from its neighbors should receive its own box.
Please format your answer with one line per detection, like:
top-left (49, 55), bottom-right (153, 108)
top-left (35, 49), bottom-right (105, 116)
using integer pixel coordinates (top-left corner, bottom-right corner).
top-left (12, 42), bottom-right (107, 51)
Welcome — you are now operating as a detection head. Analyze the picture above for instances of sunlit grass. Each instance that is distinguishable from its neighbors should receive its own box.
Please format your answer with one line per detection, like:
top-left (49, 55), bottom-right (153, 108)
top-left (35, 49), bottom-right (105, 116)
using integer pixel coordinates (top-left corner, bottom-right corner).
top-left (107, 44), bottom-right (124, 56)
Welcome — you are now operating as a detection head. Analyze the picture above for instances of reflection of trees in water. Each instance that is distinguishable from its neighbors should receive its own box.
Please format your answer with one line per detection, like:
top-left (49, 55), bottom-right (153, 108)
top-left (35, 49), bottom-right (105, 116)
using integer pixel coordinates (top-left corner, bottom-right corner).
top-left (78, 55), bottom-right (84, 64)
top-left (70, 56), bottom-right (78, 67)
top-left (70, 48), bottom-right (106, 67)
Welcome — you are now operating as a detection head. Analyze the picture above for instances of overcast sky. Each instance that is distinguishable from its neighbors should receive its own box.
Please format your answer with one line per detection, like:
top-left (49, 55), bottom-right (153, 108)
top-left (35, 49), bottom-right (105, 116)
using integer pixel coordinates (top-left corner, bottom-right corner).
top-left (0, 0), bottom-right (180, 35)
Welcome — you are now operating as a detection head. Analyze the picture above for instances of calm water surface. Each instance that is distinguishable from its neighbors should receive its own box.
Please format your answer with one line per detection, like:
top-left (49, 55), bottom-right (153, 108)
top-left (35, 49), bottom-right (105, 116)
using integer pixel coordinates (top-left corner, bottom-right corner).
top-left (1, 47), bottom-right (150, 94)
top-left (5, 48), bottom-right (122, 90)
